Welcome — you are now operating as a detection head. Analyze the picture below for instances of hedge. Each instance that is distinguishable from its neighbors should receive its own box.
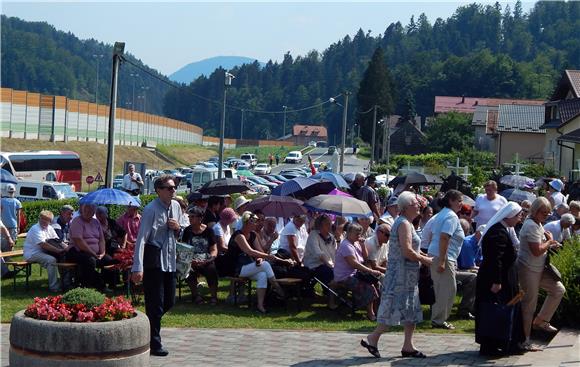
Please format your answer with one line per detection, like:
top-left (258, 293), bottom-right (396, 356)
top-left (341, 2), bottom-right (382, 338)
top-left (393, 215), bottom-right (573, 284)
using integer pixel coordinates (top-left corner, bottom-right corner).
top-left (546, 237), bottom-right (580, 328)
top-left (21, 194), bottom-right (158, 231)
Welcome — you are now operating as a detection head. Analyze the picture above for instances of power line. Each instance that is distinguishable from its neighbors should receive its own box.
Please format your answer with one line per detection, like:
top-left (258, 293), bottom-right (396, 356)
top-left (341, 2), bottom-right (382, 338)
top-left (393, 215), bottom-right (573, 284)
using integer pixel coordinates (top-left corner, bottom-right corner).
top-left (122, 56), bottom-right (343, 116)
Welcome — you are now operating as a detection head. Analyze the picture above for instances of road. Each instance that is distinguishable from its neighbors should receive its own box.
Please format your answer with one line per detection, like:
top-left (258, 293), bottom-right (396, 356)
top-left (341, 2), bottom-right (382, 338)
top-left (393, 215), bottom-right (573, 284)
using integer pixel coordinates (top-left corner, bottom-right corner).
top-left (270, 148), bottom-right (369, 175)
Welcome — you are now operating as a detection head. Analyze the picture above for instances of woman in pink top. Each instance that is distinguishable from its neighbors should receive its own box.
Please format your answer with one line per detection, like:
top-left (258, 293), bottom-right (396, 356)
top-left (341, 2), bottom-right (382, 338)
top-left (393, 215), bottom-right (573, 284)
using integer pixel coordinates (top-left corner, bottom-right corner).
top-left (334, 223), bottom-right (382, 321)
top-left (117, 204), bottom-right (141, 245)
top-left (67, 203), bottom-right (118, 292)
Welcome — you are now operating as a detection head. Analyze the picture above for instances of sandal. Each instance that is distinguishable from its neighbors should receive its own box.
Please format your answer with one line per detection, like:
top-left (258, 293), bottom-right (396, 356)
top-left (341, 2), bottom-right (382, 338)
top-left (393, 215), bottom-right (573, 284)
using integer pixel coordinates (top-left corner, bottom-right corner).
top-left (401, 349), bottom-right (427, 358)
top-left (360, 339), bottom-right (381, 358)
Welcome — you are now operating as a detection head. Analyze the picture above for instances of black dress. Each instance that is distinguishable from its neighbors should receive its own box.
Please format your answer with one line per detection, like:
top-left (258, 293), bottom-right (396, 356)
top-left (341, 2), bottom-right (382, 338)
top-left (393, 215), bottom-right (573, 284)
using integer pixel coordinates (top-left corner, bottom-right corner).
top-left (475, 222), bottom-right (525, 352)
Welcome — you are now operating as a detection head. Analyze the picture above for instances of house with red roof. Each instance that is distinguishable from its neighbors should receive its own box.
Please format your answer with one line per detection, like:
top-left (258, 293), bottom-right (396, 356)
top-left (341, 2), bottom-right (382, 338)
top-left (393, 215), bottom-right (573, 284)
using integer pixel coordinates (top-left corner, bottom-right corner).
top-left (541, 70), bottom-right (580, 177)
top-left (288, 124), bottom-right (328, 146)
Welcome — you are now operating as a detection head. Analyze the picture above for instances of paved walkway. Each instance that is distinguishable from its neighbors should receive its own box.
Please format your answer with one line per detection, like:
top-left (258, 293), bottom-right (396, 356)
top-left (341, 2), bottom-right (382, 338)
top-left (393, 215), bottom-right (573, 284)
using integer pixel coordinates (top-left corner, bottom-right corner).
top-left (2, 324), bottom-right (578, 366)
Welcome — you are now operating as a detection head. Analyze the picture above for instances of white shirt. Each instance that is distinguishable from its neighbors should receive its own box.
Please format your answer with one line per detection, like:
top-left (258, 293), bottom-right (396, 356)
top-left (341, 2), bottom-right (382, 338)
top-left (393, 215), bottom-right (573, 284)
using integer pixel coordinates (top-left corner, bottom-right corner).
top-left (543, 220), bottom-right (570, 243)
top-left (474, 194), bottom-right (508, 227)
top-left (278, 221), bottom-right (309, 261)
top-left (551, 191), bottom-right (565, 207)
top-left (364, 235), bottom-right (388, 267)
top-left (122, 172), bottom-right (143, 191)
top-left (420, 213), bottom-right (438, 250)
top-left (24, 223), bottom-right (59, 259)
top-left (213, 222), bottom-right (232, 248)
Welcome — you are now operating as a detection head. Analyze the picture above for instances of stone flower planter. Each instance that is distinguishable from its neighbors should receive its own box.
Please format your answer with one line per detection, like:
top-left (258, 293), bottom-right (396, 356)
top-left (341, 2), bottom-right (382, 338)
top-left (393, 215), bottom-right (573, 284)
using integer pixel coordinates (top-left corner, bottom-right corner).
top-left (9, 310), bottom-right (150, 367)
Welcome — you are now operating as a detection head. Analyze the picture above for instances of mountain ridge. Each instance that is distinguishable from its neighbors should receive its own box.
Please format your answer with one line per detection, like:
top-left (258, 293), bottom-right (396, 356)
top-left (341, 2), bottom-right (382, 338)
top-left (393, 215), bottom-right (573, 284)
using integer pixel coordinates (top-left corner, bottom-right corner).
top-left (169, 56), bottom-right (265, 84)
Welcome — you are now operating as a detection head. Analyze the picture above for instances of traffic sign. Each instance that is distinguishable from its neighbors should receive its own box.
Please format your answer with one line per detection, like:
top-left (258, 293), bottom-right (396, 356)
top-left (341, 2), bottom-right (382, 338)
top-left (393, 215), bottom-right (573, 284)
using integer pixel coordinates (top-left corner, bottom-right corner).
top-left (94, 172), bottom-right (104, 182)
top-left (86, 176), bottom-right (95, 185)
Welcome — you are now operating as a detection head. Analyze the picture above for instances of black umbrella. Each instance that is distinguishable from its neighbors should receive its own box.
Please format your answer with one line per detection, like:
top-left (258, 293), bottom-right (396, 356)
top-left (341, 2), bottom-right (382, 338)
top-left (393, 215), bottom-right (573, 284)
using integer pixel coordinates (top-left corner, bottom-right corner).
top-left (198, 178), bottom-right (251, 195)
top-left (388, 175), bottom-right (407, 188)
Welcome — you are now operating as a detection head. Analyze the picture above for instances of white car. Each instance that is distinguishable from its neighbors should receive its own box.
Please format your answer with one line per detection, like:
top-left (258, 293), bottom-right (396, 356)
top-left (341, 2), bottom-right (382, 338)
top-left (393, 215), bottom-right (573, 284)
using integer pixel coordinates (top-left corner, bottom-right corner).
top-left (284, 151), bottom-right (303, 164)
top-left (245, 180), bottom-right (270, 195)
top-left (254, 163), bottom-right (271, 175)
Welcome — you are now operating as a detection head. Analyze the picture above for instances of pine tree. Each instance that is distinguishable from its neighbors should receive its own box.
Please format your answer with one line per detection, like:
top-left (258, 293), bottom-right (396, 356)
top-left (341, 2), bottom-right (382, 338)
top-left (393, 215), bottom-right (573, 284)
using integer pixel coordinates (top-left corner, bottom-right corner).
top-left (356, 47), bottom-right (395, 144)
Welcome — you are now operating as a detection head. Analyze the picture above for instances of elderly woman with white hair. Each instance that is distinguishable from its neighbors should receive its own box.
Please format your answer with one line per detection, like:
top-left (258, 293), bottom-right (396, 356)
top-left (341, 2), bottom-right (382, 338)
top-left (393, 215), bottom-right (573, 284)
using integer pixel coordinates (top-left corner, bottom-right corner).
top-left (543, 213), bottom-right (575, 243)
top-left (518, 197), bottom-right (565, 346)
top-left (475, 201), bottom-right (526, 356)
top-left (361, 191), bottom-right (432, 359)
top-left (334, 222), bottom-right (382, 321)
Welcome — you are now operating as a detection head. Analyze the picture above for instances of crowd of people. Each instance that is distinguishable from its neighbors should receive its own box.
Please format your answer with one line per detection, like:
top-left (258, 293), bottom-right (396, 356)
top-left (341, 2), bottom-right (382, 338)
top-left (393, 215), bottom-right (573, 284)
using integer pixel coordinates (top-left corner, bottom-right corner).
top-left (1, 173), bottom-right (570, 359)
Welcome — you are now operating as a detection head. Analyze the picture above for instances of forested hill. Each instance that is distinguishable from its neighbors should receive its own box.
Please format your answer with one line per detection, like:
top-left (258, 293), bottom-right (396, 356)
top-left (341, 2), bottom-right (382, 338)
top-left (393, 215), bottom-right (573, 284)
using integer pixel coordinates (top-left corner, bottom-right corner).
top-left (0, 15), bottom-right (171, 115)
top-left (2, 2), bottom-right (579, 144)
top-left (163, 1), bottom-right (579, 142)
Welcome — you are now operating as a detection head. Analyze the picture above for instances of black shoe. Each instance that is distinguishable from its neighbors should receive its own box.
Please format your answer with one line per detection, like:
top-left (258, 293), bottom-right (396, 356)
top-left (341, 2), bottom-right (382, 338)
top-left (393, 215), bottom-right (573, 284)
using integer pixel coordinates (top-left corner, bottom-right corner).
top-left (401, 349), bottom-right (426, 358)
top-left (150, 348), bottom-right (169, 357)
top-left (431, 321), bottom-right (455, 330)
top-left (479, 345), bottom-right (503, 357)
top-left (458, 312), bottom-right (475, 320)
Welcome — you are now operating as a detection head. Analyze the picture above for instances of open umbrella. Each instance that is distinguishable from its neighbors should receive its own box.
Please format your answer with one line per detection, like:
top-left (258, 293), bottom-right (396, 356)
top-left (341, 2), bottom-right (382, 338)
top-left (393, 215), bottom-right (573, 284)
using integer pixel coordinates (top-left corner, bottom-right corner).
top-left (272, 177), bottom-right (336, 199)
top-left (328, 188), bottom-right (352, 197)
top-left (404, 172), bottom-right (443, 186)
top-left (198, 178), bottom-right (251, 195)
top-left (500, 188), bottom-right (537, 203)
top-left (0, 168), bottom-right (18, 184)
top-left (388, 175), bottom-right (407, 188)
top-left (500, 175), bottom-right (534, 188)
top-left (245, 195), bottom-right (306, 217)
top-left (311, 172), bottom-right (349, 189)
top-left (79, 188), bottom-right (141, 206)
top-left (305, 194), bottom-right (372, 218)
top-left (462, 195), bottom-right (476, 207)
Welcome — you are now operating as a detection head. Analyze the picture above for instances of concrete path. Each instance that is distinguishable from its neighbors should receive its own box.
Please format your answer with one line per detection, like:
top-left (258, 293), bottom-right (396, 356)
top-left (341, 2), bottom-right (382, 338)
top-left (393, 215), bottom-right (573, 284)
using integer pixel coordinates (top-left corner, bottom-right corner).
top-left (2, 324), bottom-right (578, 366)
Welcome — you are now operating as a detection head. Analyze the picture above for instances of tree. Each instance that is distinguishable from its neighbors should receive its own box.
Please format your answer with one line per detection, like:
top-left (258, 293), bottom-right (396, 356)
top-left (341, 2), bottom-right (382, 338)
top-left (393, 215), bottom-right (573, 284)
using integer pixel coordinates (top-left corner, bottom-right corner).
top-left (356, 47), bottom-right (395, 143)
top-left (424, 112), bottom-right (474, 152)
top-left (400, 89), bottom-right (416, 124)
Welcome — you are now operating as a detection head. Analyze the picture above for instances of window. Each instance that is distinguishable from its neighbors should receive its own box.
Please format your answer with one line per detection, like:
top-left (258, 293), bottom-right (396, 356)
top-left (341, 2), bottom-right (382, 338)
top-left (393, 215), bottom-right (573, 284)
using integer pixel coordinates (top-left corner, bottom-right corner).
top-left (42, 185), bottom-right (57, 199)
top-left (19, 186), bottom-right (37, 196)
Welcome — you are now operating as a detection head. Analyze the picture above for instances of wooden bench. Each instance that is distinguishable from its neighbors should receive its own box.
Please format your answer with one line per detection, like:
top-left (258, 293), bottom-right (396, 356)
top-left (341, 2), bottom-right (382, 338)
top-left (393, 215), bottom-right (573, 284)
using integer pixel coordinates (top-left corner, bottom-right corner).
top-left (5, 260), bottom-right (32, 291)
top-left (225, 277), bottom-right (252, 307)
top-left (276, 278), bottom-right (303, 312)
top-left (1, 249), bottom-right (24, 258)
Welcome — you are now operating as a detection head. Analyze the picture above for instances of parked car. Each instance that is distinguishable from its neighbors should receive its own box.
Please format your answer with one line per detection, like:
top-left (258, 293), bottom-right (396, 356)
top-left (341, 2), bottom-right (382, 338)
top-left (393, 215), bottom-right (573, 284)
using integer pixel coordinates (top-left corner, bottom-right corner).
top-left (208, 156), bottom-right (219, 163)
top-left (242, 178), bottom-right (270, 195)
top-left (308, 141), bottom-right (317, 147)
top-left (327, 146), bottom-right (336, 155)
top-left (270, 174), bottom-right (289, 182)
top-left (258, 175), bottom-right (284, 185)
top-left (190, 167), bottom-right (218, 191)
top-left (14, 180), bottom-right (78, 201)
top-left (245, 175), bottom-right (277, 190)
top-left (284, 151), bottom-right (303, 164)
top-left (113, 174), bottom-right (124, 190)
top-left (254, 163), bottom-right (271, 175)
top-left (231, 159), bottom-right (251, 170)
top-left (240, 153), bottom-right (258, 167)
top-left (316, 141), bottom-right (328, 148)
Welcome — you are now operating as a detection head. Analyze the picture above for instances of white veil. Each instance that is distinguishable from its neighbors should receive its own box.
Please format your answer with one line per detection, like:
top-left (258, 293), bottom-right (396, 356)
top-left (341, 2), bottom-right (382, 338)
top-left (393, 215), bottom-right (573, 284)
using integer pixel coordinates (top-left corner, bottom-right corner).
top-left (478, 201), bottom-right (522, 247)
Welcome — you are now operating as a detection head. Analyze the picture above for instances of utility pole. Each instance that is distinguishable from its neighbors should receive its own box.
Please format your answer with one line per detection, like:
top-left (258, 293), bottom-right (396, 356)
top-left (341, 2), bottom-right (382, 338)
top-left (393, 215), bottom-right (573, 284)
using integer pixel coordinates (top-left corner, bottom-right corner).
top-left (240, 109), bottom-right (245, 140)
top-left (370, 105), bottom-right (377, 167)
top-left (282, 105), bottom-right (288, 138)
top-left (93, 54), bottom-right (104, 104)
top-left (218, 72), bottom-right (235, 179)
top-left (104, 42), bottom-right (125, 189)
top-left (339, 91), bottom-right (350, 173)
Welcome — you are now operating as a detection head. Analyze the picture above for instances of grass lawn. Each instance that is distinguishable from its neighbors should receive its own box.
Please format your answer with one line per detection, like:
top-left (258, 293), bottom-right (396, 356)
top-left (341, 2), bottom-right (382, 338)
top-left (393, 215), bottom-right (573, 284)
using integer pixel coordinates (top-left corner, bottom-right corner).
top-left (1, 248), bottom-right (475, 334)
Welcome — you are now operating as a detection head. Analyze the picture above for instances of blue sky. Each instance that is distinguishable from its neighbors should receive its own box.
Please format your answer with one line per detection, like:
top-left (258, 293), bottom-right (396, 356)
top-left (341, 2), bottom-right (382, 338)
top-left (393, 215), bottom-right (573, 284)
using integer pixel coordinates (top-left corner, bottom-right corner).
top-left (2, 1), bottom-right (535, 76)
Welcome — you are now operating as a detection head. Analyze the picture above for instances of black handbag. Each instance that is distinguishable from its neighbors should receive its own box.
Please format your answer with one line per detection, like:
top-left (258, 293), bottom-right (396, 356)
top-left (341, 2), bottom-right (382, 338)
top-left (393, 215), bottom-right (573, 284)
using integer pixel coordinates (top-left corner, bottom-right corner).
top-left (355, 271), bottom-right (380, 284)
top-left (418, 264), bottom-right (436, 305)
top-left (476, 300), bottom-right (516, 349)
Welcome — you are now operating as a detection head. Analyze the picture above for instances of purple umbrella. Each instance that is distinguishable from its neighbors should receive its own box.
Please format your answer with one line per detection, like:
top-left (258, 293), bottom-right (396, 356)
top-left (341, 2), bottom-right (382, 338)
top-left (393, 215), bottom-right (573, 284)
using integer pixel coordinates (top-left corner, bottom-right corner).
top-left (272, 177), bottom-right (336, 199)
top-left (245, 195), bottom-right (306, 217)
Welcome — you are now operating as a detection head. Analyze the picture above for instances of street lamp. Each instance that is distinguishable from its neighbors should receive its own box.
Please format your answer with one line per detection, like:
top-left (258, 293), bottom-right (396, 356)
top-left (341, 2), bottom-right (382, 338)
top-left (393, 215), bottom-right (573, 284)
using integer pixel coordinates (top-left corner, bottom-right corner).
top-left (282, 105), bottom-right (288, 138)
top-left (104, 41), bottom-right (124, 188)
top-left (240, 109), bottom-right (245, 140)
top-left (141, 86), bottom-right (150, 144)
top-left (93, 54), bottom-right (104, 104)
top-left (330, 92), bottom-right (350, 173)
top-left (218, 71), bottom-right (235, 178)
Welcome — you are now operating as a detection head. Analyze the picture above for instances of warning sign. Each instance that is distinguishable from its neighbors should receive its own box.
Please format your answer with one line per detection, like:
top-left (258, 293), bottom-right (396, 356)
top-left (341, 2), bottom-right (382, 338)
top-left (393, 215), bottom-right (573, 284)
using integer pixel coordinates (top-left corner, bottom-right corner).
top-left (94, 172), bottom-right (104, 182)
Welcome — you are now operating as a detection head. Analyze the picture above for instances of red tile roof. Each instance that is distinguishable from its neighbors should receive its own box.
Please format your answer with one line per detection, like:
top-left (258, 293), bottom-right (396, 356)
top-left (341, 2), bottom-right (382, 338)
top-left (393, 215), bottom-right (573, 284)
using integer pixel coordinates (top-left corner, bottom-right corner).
top-left (292, 124), bottom-right (328, 137)
top-left (434, 96), bottom-right (545, 114)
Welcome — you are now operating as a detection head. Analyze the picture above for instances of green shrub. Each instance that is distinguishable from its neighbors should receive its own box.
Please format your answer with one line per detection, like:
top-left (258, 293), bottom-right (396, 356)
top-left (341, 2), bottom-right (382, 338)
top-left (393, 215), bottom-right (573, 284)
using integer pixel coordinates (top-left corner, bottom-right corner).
top-left (62, 288), bottom-right (106, 308)
top-left (21, 194), bottom-right (159, 231)
top-left (546, 237), bottom-right (580, 328)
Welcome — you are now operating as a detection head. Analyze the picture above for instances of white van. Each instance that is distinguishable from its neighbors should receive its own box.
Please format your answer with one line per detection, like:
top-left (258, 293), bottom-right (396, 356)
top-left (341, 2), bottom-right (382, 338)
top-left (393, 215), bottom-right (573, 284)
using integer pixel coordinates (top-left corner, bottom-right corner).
top-left (284, 151), bottom-right (303, 164)
top-left (190, 167), bottom-right (238, 192)
top-left (13, 180), bottom-right (78, 202)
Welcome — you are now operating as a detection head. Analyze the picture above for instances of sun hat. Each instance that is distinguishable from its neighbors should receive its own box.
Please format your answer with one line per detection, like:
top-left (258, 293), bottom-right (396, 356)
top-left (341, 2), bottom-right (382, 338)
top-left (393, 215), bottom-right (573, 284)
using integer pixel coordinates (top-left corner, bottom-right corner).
top-left (387, 196), bottom-right (398, 207)
top-left (6, 183), bottom-right (16, 193)
top-left (234, 196), bottom-right (251, 210)
top-left (549, 179), bottom-right (563, 192)
top-left (220, 207), bottom-right (237, 223)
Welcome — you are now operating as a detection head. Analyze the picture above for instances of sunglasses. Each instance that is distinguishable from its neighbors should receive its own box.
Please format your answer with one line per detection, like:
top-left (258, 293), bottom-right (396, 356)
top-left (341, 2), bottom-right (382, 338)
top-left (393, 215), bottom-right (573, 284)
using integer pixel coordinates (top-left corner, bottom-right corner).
top-left (160, 186), bottom-right (177, 191)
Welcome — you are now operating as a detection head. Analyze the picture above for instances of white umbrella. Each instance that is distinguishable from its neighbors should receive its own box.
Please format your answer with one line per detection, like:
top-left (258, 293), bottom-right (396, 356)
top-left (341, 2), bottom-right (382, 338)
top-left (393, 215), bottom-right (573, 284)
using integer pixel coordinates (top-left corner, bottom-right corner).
top-left (304, 194), bottom-right (372, 218)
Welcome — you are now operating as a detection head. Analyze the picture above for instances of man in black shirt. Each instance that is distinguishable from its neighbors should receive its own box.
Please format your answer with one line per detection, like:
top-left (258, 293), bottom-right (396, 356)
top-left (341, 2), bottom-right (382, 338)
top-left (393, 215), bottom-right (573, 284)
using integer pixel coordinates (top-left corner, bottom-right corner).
top-left (202, 196), bottom-right (225, 228)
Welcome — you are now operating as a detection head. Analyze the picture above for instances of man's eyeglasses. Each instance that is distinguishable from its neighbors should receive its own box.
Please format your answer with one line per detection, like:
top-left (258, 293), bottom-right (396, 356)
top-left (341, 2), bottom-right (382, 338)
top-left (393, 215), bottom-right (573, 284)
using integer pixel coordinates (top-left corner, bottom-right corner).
top-left (160, 186), bottom-right (176, 191)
